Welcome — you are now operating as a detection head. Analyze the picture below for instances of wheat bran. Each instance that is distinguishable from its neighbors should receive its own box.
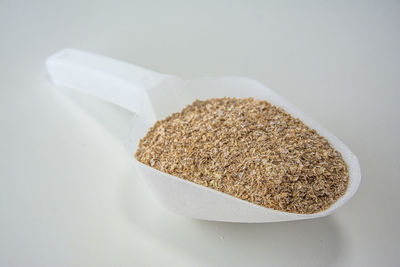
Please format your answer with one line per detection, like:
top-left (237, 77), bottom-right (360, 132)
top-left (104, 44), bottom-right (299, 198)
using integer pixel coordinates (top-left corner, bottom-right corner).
top-left (135, 97), bottom-right (349, 214)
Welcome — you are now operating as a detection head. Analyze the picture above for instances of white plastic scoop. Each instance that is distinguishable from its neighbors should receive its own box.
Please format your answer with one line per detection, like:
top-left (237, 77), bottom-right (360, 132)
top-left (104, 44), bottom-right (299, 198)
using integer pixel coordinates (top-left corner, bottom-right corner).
top-left (46, 49), bottom-right (361, 223)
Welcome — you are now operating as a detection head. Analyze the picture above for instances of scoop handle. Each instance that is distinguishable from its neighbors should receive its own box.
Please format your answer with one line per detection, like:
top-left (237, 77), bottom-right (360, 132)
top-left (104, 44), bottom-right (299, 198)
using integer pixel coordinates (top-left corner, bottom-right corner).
top-left (46, 48), bottom-right (170, 114)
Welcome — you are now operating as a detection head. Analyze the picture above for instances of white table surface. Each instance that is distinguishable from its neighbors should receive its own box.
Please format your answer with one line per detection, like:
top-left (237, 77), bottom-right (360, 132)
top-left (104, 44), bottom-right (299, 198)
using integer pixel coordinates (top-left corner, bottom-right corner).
top-left (1, 1), bottom-right (399, 266)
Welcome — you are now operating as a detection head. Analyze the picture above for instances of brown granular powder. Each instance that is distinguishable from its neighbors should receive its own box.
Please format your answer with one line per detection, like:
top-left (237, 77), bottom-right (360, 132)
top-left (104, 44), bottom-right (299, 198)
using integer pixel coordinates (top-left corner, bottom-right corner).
top-left (135, 97), bottom-right (349, 214)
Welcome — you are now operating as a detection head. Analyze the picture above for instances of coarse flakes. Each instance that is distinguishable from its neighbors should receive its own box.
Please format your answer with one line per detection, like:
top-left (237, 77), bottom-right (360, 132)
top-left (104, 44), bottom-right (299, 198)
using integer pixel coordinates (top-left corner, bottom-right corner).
top-left (135, 97), bottom-right (349, 214)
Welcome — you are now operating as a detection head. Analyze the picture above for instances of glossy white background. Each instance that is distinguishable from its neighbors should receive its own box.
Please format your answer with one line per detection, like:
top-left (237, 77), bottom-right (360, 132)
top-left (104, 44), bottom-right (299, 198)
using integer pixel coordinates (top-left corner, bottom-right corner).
top-left (0, 1), bottom-right (399, 266)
